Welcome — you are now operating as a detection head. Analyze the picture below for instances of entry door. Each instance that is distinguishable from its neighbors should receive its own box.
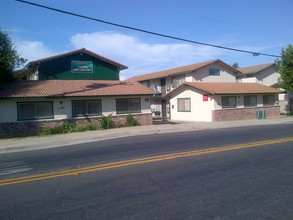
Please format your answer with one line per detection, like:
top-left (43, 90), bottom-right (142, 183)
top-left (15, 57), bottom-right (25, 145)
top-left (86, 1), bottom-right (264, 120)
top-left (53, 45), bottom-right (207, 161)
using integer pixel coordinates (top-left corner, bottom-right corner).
top-left (289, 98), bottom-right (293, 115)
top-left (161, 100), bottom-right (167, 117)
top-left (160, 78), bottom-right (166, 95)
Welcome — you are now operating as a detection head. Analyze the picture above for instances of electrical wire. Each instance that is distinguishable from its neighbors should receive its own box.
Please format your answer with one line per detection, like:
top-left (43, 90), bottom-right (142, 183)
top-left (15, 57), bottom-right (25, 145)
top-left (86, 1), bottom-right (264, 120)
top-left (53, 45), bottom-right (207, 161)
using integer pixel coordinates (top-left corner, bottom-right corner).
top-left (15, 0), bottom-right (281, 58)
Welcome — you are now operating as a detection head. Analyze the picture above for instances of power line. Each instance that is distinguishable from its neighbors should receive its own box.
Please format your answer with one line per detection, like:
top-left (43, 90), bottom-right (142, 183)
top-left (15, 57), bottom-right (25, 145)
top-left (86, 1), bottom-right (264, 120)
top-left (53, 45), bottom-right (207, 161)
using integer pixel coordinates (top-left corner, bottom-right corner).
top-left (15, 0), bottom-right (281, 58)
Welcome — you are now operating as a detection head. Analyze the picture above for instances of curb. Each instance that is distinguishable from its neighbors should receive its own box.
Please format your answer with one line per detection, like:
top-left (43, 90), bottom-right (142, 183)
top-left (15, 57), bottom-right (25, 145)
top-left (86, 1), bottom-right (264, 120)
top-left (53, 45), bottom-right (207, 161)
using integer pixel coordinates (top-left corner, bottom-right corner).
top-left (1, 117), bottom-right (293, 154)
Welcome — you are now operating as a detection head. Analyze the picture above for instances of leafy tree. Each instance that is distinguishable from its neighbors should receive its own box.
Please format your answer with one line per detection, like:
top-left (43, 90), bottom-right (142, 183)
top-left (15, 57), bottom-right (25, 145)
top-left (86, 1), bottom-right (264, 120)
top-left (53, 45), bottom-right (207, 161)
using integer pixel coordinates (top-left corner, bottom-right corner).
top-left (0, 29), bottom-right (26, 87)
top-left (276, 45), bottom-right (293, 90)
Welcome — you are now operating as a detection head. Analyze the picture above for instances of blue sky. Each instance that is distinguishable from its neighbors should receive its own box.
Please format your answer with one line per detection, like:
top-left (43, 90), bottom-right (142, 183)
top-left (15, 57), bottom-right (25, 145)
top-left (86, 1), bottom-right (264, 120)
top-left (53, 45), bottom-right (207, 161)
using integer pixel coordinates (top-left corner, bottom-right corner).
top-left (2, 0), bottom-right (293, 79)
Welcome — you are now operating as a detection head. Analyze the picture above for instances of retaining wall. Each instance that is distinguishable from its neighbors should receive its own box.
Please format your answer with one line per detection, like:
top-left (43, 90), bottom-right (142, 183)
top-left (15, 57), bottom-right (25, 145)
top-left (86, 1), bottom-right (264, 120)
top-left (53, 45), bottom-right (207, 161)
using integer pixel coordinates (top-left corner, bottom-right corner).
top-left (0, 113), bottom-right (153, 138)
top-left (212, 106), bottom-right (280, 121)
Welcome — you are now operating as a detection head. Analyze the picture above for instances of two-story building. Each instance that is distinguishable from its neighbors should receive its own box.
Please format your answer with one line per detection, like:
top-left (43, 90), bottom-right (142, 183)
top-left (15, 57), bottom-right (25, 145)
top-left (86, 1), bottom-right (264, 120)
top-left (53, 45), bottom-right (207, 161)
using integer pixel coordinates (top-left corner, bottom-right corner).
top-left (0, 48), bottom-right (155, 138)
top-left (236, 63), bottom-right (292, 114)
top-left (128, 59), bottom-right (239, 118)
top-left (129, 60), bottom-right (282, 122)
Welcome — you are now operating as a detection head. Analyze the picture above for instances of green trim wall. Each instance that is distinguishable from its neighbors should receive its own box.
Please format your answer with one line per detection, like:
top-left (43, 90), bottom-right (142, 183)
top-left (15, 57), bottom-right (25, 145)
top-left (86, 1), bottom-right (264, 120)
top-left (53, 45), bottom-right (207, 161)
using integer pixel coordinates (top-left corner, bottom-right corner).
top-left (38, 53), bottom-right (120, 80)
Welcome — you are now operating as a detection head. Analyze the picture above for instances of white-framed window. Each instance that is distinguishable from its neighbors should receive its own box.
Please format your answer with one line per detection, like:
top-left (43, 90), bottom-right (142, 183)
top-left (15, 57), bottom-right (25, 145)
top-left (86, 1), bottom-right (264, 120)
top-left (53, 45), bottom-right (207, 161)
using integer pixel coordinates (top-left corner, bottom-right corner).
top-left (18, 102), bottom-right (53, 121)
top-left (244, 96), bottom-right (257, 107)
top-left (222, 96), bottom-right (236, 108)
top-left (209, 67), bottom-right (221, 76)
top-left (177, 98), bottom-right (191, 112)
top-left (116, 98), bottom-right (141, 114)
top-left (171, 75), bottom-right (186, 87)
top-left (72, 100), bottom-right (102, 117)
top-left (263, 95), bottom-right (275, 106)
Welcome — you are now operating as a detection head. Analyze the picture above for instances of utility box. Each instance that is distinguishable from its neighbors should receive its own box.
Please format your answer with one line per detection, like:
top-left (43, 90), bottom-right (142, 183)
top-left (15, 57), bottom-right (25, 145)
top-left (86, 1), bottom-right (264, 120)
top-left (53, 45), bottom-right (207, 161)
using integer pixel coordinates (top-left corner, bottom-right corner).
top-left (256, 110), bottom-right (266, 120)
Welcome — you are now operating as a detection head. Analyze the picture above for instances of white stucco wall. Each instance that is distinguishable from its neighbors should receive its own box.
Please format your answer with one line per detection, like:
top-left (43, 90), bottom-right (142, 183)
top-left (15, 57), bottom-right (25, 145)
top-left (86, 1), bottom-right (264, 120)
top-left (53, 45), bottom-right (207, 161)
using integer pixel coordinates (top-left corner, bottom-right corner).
top-left (53, 99), bottom-right (71, 119)
top-left (169, 91), bottom-right (280, 122)
top-left (239, 77), bottom-right (257, 83)
top-left (0, 97), bottom-right (152, 123)
top-left (169, 87), bottom-right (214, 122)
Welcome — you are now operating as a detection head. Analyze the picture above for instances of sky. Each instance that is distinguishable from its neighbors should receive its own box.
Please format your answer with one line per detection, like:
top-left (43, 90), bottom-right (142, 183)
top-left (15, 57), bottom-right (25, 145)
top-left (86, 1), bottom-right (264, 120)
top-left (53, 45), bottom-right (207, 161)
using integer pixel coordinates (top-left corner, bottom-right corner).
top-left (1, 0), bottom-right (293, 80)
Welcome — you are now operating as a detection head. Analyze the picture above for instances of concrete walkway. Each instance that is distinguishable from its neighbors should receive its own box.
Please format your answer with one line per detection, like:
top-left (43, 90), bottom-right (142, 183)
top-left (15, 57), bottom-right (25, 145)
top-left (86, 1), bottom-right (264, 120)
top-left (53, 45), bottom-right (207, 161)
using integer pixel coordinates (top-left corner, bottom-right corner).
top-left (1, 117), bottom-right (293, 154)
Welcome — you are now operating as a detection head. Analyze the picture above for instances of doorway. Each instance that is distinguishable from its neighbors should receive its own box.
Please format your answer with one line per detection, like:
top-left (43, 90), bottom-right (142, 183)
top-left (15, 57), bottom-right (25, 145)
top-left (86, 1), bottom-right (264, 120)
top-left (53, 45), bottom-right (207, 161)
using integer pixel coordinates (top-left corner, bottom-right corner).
top-left (289, 98), bottom-right (293, 115)
top-left (161, 100), bottom-right (167, 117)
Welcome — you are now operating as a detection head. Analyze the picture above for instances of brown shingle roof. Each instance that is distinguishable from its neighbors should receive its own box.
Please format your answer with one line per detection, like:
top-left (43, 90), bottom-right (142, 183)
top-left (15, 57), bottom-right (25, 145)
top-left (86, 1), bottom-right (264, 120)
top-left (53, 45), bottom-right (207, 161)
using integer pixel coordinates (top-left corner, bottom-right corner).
top-left (164, 82), bottom-right (281, 97)
top-left (128, 59), bottom-right (239, 82)
top-left (0, 80), bottom-right (155, 99)
top-left (237, 63), bottom-right (276, 75)
top-left (29, 48), bottom-right (128, 70)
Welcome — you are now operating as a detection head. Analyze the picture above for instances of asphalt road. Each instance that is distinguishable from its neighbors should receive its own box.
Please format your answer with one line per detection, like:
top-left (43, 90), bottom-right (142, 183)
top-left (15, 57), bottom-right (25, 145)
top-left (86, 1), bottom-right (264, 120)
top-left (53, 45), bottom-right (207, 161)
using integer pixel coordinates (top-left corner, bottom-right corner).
top-left (0, 124), bottom-right (293, 219)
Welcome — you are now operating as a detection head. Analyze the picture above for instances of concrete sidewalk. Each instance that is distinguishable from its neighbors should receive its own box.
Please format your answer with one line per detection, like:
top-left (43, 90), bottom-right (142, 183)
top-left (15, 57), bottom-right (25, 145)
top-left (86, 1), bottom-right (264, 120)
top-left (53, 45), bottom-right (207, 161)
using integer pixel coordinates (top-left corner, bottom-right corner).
top-left (1, 117), bottom-right (293, 154)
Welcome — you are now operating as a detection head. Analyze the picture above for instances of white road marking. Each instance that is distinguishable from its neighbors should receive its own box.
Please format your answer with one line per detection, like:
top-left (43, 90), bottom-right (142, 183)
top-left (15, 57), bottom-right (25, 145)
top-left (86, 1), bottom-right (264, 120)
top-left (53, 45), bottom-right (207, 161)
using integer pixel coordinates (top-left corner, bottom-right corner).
top-left (0, 161), bottom-right (33, 176)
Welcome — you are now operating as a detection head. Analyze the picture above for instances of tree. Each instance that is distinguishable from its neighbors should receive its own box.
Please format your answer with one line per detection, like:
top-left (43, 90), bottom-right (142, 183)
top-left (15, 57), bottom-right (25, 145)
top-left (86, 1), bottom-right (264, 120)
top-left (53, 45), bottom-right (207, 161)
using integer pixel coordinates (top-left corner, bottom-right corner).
top-left (276, 45), bottom-right (293, 90)
top-left (0, 29), bottom-right (26, 87)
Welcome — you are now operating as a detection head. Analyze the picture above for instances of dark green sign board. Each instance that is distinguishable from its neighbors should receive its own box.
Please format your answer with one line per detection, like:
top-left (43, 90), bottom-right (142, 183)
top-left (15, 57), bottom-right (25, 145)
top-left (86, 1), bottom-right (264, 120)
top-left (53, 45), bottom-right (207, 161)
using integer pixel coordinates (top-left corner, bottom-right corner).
top-left (71, 60), bottom-right (93, 73)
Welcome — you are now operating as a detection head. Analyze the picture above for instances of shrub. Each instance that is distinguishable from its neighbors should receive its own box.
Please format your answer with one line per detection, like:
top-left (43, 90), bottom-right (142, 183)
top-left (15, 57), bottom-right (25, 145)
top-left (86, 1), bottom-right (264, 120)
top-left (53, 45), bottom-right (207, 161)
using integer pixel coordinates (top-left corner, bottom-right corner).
top-left (126, 114), bottom-right (139, 127)
top-left (39, 127), bottom-right (59, 136)
top-left (100, 114), bottom-right (112, 129)
top-left (39, 121), bottom-right (99, 136)
top-left (58, 122), bottom-right (76, 133)
top-left (83, 123), bottom-right (99, 131)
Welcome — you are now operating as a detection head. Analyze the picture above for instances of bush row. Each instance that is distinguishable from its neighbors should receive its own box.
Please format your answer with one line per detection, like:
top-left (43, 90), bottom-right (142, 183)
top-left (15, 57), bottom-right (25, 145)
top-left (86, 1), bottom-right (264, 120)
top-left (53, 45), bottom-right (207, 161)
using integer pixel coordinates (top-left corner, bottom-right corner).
top-left (39, 114), bottom-right (139, 136)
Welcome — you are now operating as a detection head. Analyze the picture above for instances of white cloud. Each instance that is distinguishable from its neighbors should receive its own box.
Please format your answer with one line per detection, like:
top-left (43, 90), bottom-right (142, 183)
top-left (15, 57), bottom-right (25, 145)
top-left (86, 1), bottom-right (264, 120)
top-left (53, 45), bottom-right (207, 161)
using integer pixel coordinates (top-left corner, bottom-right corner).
top-left (13, 32), bottom-right (273, 78)
top-left (14, 40), bottom-right (53, 64)
top-left (70, 31), bottom-right (227, 79)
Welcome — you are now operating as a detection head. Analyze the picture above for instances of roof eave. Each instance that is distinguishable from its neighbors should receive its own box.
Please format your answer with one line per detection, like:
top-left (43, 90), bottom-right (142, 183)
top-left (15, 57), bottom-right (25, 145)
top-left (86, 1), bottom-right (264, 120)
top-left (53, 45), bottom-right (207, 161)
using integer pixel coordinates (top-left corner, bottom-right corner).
top-left (0, 93), bottom-right (155, 100)
top-left (29, 48), bottom-right (128, 70)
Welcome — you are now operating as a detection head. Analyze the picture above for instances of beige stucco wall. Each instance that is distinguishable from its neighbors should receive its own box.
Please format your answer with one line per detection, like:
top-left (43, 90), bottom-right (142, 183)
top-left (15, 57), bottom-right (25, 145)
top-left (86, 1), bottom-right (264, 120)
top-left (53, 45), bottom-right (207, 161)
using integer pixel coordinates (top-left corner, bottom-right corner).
top-left (238, 66), bottom-right (280, 86)
top-left (279, 91), bottom-right (293, 114)
top-left (256, 66), bottom-right (280, 86)
top-left (169, 87), bottom-right (214, 122)
top-left (0, 97), bottom-right (152, 123)
top-left (144, 63), bottom-right (236, 94)
top-left (191, 64), bottom-right (236, 82)
top-left (213, 94), bottom-right (278, 110)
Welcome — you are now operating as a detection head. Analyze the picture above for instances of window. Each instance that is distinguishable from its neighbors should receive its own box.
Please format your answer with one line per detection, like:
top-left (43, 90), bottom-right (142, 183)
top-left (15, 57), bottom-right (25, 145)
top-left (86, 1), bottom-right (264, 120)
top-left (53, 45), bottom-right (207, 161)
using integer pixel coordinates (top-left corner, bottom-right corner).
top-left (116, 98), bottom-right (141, 114)
top-left (171, 75), bottom-right (186, 87)
top-left (222, 96), bottom-right (236, 108)
top-left (209, 67), bottom-right (220, 76)
top-left (72, 100), bottom-right (101, 117)
top-left (246, 74), bottom-right (254, 78)
top-left (142, 81), bottom-right (150, 87)
top-left (263, 95), bottom-right (275, 106)
top-left (177, 98), bottom-right (191, 112)
top-left (18, 102), bottom-right (53, 120)
top-left (244, 96), bottom-right (257, 107)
